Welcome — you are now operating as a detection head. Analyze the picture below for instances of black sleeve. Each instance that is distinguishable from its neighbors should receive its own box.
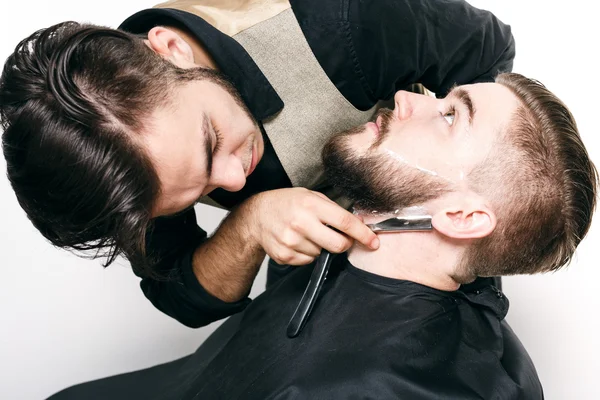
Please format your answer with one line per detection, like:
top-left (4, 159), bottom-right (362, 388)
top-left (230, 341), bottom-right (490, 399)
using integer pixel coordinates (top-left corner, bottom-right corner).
top-left (291, 0), bottom-right (515, 109)
top-left (133, 208), bottom-right (251, 328)
top-left (348, 0), bottom-right (515, 100)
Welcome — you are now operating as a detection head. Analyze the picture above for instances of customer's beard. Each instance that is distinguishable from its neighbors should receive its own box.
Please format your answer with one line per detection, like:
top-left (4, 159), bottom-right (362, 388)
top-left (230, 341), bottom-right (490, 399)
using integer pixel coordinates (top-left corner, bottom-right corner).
top-left (322, 111), bottom-right (451, 212)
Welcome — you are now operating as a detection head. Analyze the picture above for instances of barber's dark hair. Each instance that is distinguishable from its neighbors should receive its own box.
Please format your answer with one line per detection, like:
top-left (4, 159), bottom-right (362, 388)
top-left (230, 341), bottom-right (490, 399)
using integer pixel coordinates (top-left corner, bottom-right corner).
top-left (462, 73), bottom-right (598, 278)
top-left (0, 22), bottom-right (200, 275)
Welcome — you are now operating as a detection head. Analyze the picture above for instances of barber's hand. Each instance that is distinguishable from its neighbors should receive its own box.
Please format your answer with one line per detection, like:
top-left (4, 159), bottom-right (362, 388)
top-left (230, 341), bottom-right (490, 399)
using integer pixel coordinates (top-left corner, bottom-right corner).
top-left (245, 188), bottom-right (379, 265)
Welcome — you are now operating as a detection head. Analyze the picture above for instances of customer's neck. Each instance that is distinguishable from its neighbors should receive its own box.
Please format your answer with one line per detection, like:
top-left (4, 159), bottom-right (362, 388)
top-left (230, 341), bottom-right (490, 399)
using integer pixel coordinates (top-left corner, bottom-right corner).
top-left (347, 231), bottom-right (461, 291)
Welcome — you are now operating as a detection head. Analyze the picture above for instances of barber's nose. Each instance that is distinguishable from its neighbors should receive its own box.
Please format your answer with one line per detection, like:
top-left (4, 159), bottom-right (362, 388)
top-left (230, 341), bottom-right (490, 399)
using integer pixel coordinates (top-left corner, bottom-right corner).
top-left (210, 157), bottom-right (247, 192)
top-left (393, 90), bottom-right (415, 120)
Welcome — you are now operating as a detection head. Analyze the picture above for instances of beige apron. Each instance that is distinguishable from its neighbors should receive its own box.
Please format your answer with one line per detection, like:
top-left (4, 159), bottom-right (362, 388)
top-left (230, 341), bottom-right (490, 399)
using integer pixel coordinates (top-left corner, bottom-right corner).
top-left (155, 0), bottom-right (383, 208)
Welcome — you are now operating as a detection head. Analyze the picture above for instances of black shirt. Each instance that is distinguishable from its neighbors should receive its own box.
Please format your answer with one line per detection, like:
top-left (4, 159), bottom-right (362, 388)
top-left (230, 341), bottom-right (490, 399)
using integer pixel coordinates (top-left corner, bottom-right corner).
top-left (118, 0), bottom-right (516, 328)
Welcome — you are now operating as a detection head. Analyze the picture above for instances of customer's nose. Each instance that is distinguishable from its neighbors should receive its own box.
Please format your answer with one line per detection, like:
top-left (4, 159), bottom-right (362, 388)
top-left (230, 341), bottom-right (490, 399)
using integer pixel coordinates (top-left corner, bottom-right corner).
top-left (393, 90), bottom-right (415, 120)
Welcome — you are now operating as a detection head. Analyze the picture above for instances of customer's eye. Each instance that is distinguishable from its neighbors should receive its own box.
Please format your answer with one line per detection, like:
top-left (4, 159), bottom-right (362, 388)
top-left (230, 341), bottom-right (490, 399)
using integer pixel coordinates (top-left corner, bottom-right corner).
top-left (442, 107), bottom-right (456, 126)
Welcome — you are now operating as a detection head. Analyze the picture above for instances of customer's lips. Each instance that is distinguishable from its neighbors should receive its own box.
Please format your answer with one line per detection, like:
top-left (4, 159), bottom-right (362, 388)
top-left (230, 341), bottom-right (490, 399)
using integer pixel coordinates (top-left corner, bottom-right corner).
top-left (366, 121), bottom-right (380, 137)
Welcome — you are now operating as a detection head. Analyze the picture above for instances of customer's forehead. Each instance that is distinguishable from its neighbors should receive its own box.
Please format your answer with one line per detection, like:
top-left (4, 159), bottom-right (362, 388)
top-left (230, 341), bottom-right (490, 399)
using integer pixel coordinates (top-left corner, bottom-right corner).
top-left (461, 83), bottom-right (519, 131)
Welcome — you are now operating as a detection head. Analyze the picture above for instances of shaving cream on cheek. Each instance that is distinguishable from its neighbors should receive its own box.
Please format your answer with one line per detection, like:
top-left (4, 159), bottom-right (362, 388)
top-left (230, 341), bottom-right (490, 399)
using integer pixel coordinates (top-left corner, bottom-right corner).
top-left (383, 149), bottom-right (461, 184)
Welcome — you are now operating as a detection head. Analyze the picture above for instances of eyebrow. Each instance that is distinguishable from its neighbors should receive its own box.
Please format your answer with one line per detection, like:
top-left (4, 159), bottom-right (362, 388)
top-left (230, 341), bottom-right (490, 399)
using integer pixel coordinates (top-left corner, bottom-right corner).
top-left (448, 86), bottom-right (476, 126)
top-left (202, 112), bottom-right (214, 179)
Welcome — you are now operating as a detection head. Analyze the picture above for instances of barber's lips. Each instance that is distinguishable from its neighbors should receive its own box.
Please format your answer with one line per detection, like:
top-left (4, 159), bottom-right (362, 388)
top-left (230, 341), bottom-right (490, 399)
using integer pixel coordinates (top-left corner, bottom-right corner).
top-left (247, 143), bottom-right (258, 175)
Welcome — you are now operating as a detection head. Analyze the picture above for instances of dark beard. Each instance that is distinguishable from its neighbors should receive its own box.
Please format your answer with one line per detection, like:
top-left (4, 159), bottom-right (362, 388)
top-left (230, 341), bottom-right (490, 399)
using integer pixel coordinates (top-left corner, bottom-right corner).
top-left (322, 110), bottom-right (451, 212)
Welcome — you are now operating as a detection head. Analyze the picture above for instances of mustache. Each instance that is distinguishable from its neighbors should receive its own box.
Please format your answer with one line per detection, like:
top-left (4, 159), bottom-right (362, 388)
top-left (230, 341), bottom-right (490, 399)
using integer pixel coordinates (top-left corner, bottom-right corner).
top-left (370, 108), bottom-right (395, 149)
top-left (322, 130), bottom-right (451, 213)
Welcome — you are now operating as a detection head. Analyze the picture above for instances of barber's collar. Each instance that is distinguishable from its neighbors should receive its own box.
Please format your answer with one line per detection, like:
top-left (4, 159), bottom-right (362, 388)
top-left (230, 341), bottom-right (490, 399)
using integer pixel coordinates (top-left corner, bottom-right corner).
top-left (119, 8), bottom-right (284, 121)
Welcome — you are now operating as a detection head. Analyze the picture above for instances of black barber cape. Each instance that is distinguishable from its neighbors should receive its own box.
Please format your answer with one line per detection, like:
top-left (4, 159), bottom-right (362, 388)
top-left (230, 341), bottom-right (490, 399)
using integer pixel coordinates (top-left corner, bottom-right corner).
top-left (50, 255), bottom-right (543, 400)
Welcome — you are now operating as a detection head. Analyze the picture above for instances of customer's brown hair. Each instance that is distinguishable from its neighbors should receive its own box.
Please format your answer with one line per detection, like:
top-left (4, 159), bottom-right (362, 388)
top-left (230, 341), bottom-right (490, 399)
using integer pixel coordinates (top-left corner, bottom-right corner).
top-left (460, 73), bottom-right (598, 279)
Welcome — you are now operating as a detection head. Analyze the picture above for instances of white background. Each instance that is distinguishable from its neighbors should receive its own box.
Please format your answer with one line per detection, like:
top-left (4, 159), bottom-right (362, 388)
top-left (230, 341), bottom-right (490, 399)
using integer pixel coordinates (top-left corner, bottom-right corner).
top-left (0, 1), bottom-right (598, 399)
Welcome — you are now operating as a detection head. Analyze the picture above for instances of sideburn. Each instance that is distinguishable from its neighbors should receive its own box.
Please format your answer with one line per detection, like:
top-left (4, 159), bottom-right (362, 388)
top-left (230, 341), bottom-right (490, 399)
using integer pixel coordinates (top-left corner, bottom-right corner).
top-left (176, 67), bottom-right (257, 125)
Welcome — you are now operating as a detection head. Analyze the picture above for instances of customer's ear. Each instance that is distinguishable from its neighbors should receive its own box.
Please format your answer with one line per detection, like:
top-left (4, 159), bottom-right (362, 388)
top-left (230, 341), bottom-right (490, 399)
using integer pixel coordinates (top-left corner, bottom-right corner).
top-left (146, 26), bottom-right (195, 67)
top-left (431, 197), bottom-right (496, 240)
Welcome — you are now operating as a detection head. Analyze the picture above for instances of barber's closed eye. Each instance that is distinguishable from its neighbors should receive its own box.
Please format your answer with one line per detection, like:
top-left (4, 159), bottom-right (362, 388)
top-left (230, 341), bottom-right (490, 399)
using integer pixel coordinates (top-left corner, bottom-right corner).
top-left (212, 122), bottom-right (223, 154)
top-left (442, 107), bottom-right (456, 126)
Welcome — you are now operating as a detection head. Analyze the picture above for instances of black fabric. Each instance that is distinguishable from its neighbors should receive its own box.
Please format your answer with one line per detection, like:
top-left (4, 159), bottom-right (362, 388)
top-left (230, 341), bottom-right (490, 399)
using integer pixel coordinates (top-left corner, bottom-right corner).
top-left (47, 356), bottom-right (192, 400)
top-left (266, 262), bottom-right (503, 293)
top-left (135, 203), bottom-right (250, 328)
top-left (49, 257), bottom-right (542, 400)
top-left (181, 260), bottom-right (538, 399)
top-left (118, 0), bottom-right (515, 328)
top-left (290, 0), bottom-right (515, 107)
top-left (266, 258), bottom-right (298, 289)
top-left (47, 312), bottom-right (246, 400)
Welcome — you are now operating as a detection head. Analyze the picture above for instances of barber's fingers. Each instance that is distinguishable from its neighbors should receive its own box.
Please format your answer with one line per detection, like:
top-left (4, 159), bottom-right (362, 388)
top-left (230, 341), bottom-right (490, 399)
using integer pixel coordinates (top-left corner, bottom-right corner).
top-left (292, 239), bottom-right (322, 259)
top-left (314, 201), bottom-right (379, 250)
top-left (312, 191), bottom-right (338, 204)
top-left (270, 242), bottom-right (320, 265)
top-left (271, 252), bottom-right (317, 266)
top-left (275, 232), bottom-right (322, 259)
top-left (295, 217), bottom-right (357, 255)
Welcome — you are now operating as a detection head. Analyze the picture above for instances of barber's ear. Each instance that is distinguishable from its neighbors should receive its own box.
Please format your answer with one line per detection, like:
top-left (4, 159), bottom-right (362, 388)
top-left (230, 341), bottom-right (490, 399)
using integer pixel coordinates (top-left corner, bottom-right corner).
top-left (146, 26), bottom-right (195, 67)
top-left (431, 203), bottom-right (496, 240)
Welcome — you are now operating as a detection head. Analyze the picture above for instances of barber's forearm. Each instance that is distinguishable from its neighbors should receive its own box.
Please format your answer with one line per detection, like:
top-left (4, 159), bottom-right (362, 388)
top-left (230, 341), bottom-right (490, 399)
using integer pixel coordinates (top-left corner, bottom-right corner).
top-left (192, 201), bottom-right (266, 303)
